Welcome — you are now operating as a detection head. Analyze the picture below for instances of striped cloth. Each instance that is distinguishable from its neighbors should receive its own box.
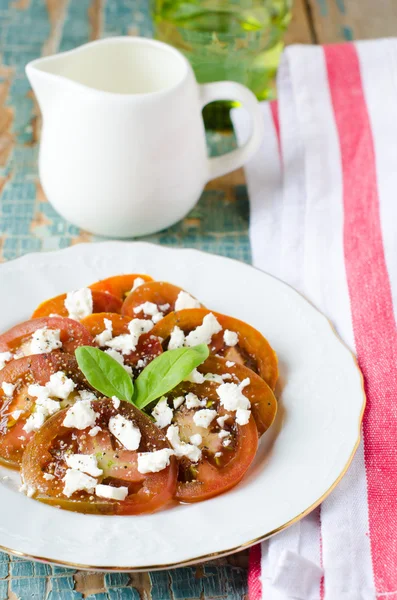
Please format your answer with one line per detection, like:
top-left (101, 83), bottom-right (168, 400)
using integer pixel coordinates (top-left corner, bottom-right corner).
top-left (232, 39), bottom-right (397, 600)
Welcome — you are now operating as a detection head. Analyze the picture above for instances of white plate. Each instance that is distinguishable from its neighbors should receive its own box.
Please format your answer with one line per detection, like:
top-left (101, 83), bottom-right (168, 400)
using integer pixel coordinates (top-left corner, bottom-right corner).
top-left (0, 242), bottom-right (364, 570)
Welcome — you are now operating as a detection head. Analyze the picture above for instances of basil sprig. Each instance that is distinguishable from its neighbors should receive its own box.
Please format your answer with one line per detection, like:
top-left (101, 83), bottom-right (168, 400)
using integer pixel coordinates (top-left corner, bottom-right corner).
top-left (75, 344), bottom-right (209, 409)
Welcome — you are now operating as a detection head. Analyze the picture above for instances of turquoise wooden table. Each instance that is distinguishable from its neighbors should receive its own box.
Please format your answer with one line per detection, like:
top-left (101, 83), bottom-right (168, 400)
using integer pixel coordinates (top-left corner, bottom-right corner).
top-left (0, 0), bottom-right (390, 597)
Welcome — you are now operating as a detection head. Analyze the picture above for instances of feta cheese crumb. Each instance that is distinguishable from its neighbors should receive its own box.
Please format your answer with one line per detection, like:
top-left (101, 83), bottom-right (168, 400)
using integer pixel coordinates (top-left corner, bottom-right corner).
top-left (218, 429), bottom-right (230, 439)
top-left (19, 482), bottom-right (36, 498)
top-left (95, 318), bottom-right (113, 346)
top-left (63, 401), bottom-right (98, 430)
top-left (95, 484), bottom-right (128, 501)
top-left (43, 473), bottom-right (55, 481)
top-left (1, 382), bottom-right (15, 397)
top-left (190, 434), bottom-right (202, 446)
top-left (223, 330), bottom-right (239, 347)
top-left (203, 373), bottom-right (224, 384)
top-left (64, 288), bottom-right (93, 321)
top-left (217, 415), bottom-right (231, 428)
top-left (236, 408), bottom-right (251, 426)
top-left (30, 327), bottom-right (62, 354)
top-left (216, 378), bottom-right (251, 417)
top-left (109, 414), bottom-right (141, 450)
top-left (173, 396), bottom-right (185, 409)
top-left (77, 390), bottom-right (97, 402)
top-left (112, 396), bottom-right (121, 409)
top-left (193, 409), bottom-right (217, 428)
top-left (159, 303), bottom-right (170, 312)
top-left (63, 469), bottom-right (97, 497)
top-left (184, 313), bottom-right (222, 347)
top-left (215, 452), bottom-right (222, 458)
top-left (226, 361), bottom-right (235, 368)
top-left (88, 425), bottom-right (101, 437)
top-left (131, 277), bottom-right (145, 291)
top-left (185, 392), bottom-right (206, 409)
top-left (23, 410), bottom-right (46, 433)
top-left (168, 326), bottom-right (185, 350)
top-left (174, 291), bottom-right (201, 311)
top-left (152, 397), bottom-right (173, 428)
top-left (133, 301), bottom-right (163, 323)
top-left (185, 368), bottom-right (205, 384)
top-left (137, 448), bottom-right (174, 474)
top-left (106, 319), bottom-right (153, 355)
top-left (222, 374), bottom-right (232, 380)
top-left (104, 349), bottom-right (132, 375)
top-left (0, 352), bottom-right (13, 370)
top-left (166, 425), bottom-right (201, 462)
top-left (11, 409), bottom-right (22, 421)
top-left (46, 371), bottom-right (76, 399)
top-left (65, 454), bottom-right (103, 477)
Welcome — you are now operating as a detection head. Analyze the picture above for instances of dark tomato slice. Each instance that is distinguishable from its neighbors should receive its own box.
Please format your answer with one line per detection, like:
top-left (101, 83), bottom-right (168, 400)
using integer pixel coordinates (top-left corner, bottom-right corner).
top-left (163, 378), bottom-right (258, 502)
top-left (21, 398), bottom-right (177, 515)
top-left (80, 313), bottom-right (162, 375)
top-left (32, 290), bottom-right (122, 319)
top-left (0, 353), bottom-right (92, 469)
top-left (197, 356), bottom-right (277, 437)
top-left (89, 274), bottom-right (153, 301)
top-left (152, 309), bottom-right (278, 389)
top-left (0, 317), bottom-right (94, 357)
top-left (122, 281), bottom-right (203, 320)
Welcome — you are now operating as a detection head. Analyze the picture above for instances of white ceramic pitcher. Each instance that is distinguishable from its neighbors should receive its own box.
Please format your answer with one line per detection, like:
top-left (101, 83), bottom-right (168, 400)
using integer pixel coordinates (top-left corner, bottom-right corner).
top-left (26, 37), bottom-right (264, 238)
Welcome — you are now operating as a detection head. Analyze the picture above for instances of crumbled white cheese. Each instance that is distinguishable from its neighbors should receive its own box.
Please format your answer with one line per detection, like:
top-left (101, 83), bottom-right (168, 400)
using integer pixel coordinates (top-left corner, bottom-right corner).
top-left (133, 301), bottom-right (163, 324)
top-left (203, 373), bottom-right (224, 384)
top-left (64, 288), bottom-right (93, 321)
top-left (63, 401), bottom-right (98, 430)
top-left (137, 448), bottom-right (174, 474)
top-left (174, 291), bottom-right (201, 311)
top-left (136, 358), bottom-right (146, 369)
top-left (63, 469), bottom-right (97, 497)
top-left (166, 425), bottom-right (201, 462)
top-left (223, 438), bottom-right (231, 447)
top-left (95, 318), bottom-right (113, 346)
top-left (184, 313), bottom-right (222, 347)
top-left (168, 326), bottom-right (185, 350)
top-left (23, 410), bottom-right (46, 433)
top-left (11, 409), bottom-right (22, 421)
top-left (193, 409), bottom-right (217, 428)
top-left (0, 352), bottom-right (13, 370)
top-left (88, 425), bottom-right (101, 437)
top-left (19, 482), bottom-right (36, 498)
top-left (190, 434), bottom-right (202, 446)
top-left (173, 396), bottom-right (185, 409)
top-left (109, 414), bottom-right (141, 451)
top-left (95, 484), bottom-right (128, 501)
top-left (77, 390), bottom-right (97, 402)
top-left (215, 452), bottom-right (222, 458)
top-left (185, 392), bottom-right (206, 409)
top-left (1, 382), bottom-right (15, 397)
top-left (65, 454), bottom-right (103, 477)
top-left (105, 319), bottom-right (153, 355)
top-left (152, 397), bottom-right (173, 428)
top-left (222, 374), bottom-right (232, 380)
top-left (131, 277), bottom-right (145, 291)
top-left (152, 313), bottom-right (164, 324)
top-left (236, 408), bottom-right (251, 426)
top-left (226, 361), bottom-right (235, 368)
top-left (46, 371), bottom-right (76, 400)
top-left (24, 381), bottom-right (63, 433)
top-left (112, 396), bottom-right (121, 409)
top-left (223, 330), bottom-right (239, 347)
top-left (185, 368), bottom-right (205, 384)
top-left (218, 429), bottom-right (230, 439)
top-left (43, 473), bottom-right (55, 481)
top-left (217, 415), bottom-right (231, 428)
top-left (104, 349), bottom-right (133, 375)
top-left (159, 303), bottom-right (170, 312)
top-left (30, 327), bottom-right (62, 354)
top-left (216, 378), bottom-right (251, 414)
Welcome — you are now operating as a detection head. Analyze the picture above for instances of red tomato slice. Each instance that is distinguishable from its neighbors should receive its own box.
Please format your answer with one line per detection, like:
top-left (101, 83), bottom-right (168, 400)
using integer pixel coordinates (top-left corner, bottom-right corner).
top-left (80, 313), bottom-right (162, 374)
top-left (0, 317), bottom-right (94, 358)
top-left (0, 353), bottom-right (92, 469)
top-left (197, 356), bottom-right (277, 437)
top-left (122, 281), bottom-right (203, 320)
top-left (164, 379), bottom-right (259, 502)
top-left (89, 274), bottom-right (153, 301)
top-left (152, 309), bottom-right (278, 389)
top-left (21, 399), bottom-right (177, 515)
top-left (32, 290), bottom-right (122, 319)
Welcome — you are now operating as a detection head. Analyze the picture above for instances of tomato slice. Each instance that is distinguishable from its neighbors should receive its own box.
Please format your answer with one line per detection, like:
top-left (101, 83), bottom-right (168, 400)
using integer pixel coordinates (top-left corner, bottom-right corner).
top-left (89, 274), bottom-right (153, 301)
top-left (122, 281), bottom-right (203, 321)
top-left (162, 378), bottom-right (258, 502)
top-left (21, 398), bottom-right (177, 515)
top-left (0, 317), bottom-right (94, 358)
top-left (32, 290), bottom-right (122, 319)
top-left (152, 309), bottom-right (278, 389)
top-left (80, 313), bottom-right (162, 374)
top-left (0, 353), bottom-right (92, 469)
top-left (197, 356), bottom-right (277, 437)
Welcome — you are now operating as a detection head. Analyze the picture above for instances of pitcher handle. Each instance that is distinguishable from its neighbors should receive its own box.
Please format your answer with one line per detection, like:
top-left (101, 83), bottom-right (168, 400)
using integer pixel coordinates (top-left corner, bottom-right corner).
top-left (199, 81), bottom-right (264, 181)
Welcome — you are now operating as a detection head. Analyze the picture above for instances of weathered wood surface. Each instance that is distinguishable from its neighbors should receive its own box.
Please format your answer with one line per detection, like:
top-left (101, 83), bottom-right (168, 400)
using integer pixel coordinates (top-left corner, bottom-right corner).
top-left (0, 0), bottom-right (394, 598)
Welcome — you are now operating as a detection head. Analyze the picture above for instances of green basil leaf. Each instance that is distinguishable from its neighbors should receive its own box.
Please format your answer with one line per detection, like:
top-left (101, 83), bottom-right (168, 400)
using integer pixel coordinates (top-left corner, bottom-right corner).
top-left (75, 346), bottom-right (133, 403)
top-left (134, 344), bottom-right (209, 409)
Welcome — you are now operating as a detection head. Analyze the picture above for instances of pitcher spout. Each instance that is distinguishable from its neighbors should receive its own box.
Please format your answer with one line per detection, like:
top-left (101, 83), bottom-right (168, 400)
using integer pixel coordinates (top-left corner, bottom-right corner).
top-left (26, 54), bottom-right (69, 114)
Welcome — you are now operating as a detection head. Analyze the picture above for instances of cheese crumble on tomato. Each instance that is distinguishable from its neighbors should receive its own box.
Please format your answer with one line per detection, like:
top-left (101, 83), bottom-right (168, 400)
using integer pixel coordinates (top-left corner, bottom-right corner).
top-left (109, 414), bottom-right (141, 450)
top-left (30, 327), bottom-right (62, 354)
top-left (64, 288), bottom-right (93, 321)
top-left (174, 291), bottom-right (201, 311)
top-left (184, 313), bottom-right (222, 347)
